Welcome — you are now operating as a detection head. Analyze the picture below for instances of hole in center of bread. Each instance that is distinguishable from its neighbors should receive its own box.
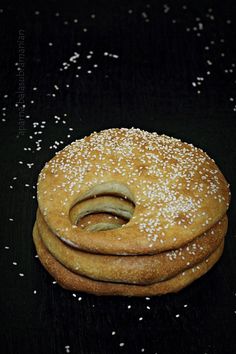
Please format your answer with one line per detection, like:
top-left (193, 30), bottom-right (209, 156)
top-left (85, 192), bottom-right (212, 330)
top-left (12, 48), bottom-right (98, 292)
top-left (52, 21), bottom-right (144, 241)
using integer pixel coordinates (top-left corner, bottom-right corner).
top-left (69, 195), bottom-right (135, 232)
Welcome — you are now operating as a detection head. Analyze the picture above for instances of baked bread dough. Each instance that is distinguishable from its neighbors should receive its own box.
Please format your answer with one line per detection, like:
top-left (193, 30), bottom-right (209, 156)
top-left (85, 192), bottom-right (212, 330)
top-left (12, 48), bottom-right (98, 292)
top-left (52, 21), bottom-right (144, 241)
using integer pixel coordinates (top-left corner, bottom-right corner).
top-left (33, 223), bottom-right (224, 297)
top-left (36, 210), bottom-right (227, 285)
top-left (37, 128), bottom-right (230, 255)
top-left (33, 128), bottom-right (230, 295)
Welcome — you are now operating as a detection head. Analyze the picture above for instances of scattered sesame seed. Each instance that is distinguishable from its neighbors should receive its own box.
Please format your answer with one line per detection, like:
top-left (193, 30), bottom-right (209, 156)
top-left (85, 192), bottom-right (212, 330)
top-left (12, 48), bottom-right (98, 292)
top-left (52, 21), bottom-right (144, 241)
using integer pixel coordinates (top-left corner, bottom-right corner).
top-left (163, 4), bottom-right (170, 14)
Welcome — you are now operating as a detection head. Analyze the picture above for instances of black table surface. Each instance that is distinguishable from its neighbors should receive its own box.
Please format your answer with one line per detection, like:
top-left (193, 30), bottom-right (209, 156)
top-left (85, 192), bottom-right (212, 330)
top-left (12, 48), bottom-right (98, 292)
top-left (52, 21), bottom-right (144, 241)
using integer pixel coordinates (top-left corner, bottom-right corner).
top-left (0, 1), bottom-right (236, 353)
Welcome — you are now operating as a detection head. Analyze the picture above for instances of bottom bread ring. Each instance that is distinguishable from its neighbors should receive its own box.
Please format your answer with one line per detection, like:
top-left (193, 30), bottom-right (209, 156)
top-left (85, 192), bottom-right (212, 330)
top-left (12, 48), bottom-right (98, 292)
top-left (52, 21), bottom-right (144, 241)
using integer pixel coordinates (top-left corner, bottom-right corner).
top-left (33, 223), bottom-right (224, 297)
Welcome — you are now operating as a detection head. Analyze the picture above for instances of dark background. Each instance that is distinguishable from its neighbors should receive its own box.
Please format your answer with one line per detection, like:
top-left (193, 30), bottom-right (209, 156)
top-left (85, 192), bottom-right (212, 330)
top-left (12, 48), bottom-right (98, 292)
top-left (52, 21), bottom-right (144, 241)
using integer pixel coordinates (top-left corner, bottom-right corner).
top-left (0, 0), bottom-right (236, 353)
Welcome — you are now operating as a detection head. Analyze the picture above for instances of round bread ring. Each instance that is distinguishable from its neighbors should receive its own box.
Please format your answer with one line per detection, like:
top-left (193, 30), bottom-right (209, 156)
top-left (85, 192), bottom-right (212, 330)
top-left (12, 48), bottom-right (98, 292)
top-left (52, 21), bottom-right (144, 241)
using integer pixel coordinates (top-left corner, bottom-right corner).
top-left (33, 223), bottom-right (224, 297)
top-left (36, 210), bottom-right (227, 285)
top-left (37, 128), bottom-right (230, 255)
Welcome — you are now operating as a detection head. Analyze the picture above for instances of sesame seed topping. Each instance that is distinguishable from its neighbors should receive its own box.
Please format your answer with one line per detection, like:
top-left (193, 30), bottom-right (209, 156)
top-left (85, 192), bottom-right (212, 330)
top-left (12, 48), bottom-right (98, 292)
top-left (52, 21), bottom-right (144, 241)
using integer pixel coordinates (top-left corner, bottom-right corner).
top-left (38, 128), bottom-right (229, 251)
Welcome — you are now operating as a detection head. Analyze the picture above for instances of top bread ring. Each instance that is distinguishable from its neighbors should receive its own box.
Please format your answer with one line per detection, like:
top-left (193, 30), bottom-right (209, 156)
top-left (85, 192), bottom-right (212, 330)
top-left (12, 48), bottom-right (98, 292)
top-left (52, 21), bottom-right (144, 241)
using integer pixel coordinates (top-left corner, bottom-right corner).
top-left (37, 128), bottom-right (230, 255)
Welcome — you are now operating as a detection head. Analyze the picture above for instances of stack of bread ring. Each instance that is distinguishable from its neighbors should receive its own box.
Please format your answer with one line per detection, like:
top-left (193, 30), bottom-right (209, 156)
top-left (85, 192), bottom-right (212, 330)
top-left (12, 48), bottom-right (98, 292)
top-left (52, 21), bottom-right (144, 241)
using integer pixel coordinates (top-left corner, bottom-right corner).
top-left (33, 128), bottom-right (230, 296)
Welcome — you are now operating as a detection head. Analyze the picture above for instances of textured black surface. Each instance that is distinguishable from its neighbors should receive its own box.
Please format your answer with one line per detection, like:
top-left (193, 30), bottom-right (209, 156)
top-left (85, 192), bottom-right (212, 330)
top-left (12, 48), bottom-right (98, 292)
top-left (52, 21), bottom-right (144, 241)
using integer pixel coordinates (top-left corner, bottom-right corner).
top-left (0, 1), bottom-right (236, 353)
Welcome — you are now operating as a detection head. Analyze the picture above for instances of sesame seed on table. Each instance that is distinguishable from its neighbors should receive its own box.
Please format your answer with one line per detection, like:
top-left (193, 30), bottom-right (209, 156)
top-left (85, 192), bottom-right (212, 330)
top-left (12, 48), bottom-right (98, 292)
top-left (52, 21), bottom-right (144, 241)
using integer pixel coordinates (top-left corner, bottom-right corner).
top-left (0, 1), bottom-right (236, 354)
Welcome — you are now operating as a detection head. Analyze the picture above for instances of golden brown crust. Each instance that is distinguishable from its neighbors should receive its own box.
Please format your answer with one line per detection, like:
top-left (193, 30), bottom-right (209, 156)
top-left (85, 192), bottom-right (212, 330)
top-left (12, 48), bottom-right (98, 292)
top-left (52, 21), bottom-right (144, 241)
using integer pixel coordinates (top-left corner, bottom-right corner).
top-left (36, 210), bottom-right (227, 285)
top-left (34, 128), bottom-right (230, 295)
top-left (33, 223), bottom-right (224, 297)
top-left (37, 128), bottom-right (230, 255)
